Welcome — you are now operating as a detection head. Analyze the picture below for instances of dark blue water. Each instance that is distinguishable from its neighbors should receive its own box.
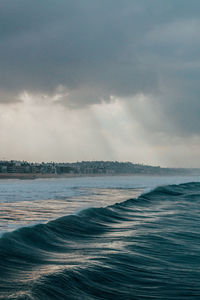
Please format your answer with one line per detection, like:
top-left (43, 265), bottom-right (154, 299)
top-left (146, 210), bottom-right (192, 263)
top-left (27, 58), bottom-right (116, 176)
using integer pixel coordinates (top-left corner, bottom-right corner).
top-left (1, 182), bottom-right (200, 299)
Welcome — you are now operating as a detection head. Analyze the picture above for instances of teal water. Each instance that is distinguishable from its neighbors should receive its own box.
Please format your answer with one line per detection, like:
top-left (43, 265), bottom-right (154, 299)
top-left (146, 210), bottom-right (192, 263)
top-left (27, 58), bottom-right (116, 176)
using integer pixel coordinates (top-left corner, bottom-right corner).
top-left (1, 176), bottom-right (200, 299)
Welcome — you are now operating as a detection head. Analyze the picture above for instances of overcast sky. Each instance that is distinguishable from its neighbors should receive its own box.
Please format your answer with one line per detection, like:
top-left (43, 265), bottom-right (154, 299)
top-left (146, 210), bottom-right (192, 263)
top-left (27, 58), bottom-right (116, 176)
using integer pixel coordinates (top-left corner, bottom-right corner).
top-left (0, 0), bottom-right (200, 167)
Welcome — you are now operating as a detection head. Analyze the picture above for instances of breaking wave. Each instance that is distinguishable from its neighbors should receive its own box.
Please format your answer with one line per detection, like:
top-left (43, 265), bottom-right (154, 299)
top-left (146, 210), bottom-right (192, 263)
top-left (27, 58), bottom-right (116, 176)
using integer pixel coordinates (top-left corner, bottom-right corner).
top-left (1, 182), bottom-right (200, 299)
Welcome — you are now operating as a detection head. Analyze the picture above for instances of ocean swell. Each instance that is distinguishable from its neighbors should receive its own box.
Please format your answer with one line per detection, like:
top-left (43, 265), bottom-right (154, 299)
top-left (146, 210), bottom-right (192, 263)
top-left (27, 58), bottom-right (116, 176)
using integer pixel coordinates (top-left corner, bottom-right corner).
top-left (1, 182), bottom-right (200, 299)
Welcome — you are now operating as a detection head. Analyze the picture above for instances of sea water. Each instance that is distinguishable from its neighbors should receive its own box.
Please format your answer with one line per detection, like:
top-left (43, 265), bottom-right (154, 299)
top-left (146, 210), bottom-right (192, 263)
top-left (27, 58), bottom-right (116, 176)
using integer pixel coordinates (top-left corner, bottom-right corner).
top-left (0, 175), bottom-right (200, 299)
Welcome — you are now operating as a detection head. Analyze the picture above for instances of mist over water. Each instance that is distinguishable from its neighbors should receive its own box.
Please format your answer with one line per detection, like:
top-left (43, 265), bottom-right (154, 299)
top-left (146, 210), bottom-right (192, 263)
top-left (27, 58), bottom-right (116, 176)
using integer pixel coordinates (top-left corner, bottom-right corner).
top-left (1, 175), bottom-right (200, 299)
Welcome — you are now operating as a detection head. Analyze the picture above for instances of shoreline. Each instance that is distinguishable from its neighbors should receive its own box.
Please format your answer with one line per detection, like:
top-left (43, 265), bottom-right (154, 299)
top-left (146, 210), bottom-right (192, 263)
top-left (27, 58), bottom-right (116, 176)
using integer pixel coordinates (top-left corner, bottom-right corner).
top-left (0, 173), bottom-right (86, 180)
top-left (0, 172), bottom-right (197, 180)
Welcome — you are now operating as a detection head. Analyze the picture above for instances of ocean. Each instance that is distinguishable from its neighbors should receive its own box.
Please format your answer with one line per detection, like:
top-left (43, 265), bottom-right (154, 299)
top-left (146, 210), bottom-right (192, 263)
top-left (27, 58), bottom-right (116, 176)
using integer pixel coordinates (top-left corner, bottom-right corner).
top-left (0, 175), bottom-right (200, 299)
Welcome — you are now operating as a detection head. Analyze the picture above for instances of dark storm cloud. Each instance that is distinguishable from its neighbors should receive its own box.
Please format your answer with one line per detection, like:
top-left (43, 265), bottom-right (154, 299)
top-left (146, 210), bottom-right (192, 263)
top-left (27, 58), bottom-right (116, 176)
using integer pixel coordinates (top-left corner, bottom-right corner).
top-left (1, 0), bottom-right (200, 134)
top-left (0, 0), bottom-right (156, 99)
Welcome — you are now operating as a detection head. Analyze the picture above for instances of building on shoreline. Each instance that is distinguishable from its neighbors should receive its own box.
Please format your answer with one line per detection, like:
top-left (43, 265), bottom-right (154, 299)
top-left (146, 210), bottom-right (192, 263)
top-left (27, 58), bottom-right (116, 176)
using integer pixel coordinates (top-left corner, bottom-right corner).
top-left (0, 160), bottom-right (198, 176)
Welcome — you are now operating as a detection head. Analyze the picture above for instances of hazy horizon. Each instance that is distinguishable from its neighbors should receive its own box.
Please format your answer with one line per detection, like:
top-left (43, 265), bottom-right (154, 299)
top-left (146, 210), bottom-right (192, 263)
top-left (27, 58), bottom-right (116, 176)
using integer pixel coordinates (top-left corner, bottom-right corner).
top-left (1, 1), bottom-right (200, 167)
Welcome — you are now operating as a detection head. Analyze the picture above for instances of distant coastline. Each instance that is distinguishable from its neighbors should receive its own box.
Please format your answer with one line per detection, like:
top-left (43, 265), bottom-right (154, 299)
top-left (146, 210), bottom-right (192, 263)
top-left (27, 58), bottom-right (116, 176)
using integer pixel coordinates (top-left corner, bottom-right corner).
top-left (0, 172), bottom-right (199, 180)
top-left (0, 160), bottom-right (200, 179)
top-left (0, 173), bottom-right (83, 180)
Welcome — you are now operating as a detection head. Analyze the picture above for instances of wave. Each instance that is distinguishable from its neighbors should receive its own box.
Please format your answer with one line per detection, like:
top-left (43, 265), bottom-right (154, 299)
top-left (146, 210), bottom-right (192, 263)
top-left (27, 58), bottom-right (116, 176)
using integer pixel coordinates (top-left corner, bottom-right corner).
top-left (1, 182), bottom-right (200, 299)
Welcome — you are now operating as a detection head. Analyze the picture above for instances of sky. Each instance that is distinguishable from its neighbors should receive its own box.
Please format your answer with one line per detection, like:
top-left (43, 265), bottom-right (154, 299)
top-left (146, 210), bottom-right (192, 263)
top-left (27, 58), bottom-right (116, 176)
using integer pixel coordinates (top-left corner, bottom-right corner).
top-left (0, 0), bottom-right (200, 167)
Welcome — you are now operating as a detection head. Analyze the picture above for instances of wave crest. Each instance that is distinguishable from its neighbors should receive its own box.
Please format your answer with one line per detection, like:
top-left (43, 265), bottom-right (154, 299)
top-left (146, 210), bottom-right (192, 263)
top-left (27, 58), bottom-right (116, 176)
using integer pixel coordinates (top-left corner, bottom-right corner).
top-left (1, 182), bottom-right (200, 299)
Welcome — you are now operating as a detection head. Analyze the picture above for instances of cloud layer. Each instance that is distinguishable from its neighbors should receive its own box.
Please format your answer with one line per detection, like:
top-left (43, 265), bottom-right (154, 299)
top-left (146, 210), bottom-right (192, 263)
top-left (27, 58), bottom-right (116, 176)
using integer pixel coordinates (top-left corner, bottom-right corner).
top-left (0, 1), bottom-right (200, 166)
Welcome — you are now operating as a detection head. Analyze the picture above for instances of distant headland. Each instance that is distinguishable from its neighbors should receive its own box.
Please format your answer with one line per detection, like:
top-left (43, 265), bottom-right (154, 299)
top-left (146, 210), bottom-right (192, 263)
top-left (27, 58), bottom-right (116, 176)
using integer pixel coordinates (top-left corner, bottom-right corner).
top-left (0, 160), bottom-right (199, 179)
